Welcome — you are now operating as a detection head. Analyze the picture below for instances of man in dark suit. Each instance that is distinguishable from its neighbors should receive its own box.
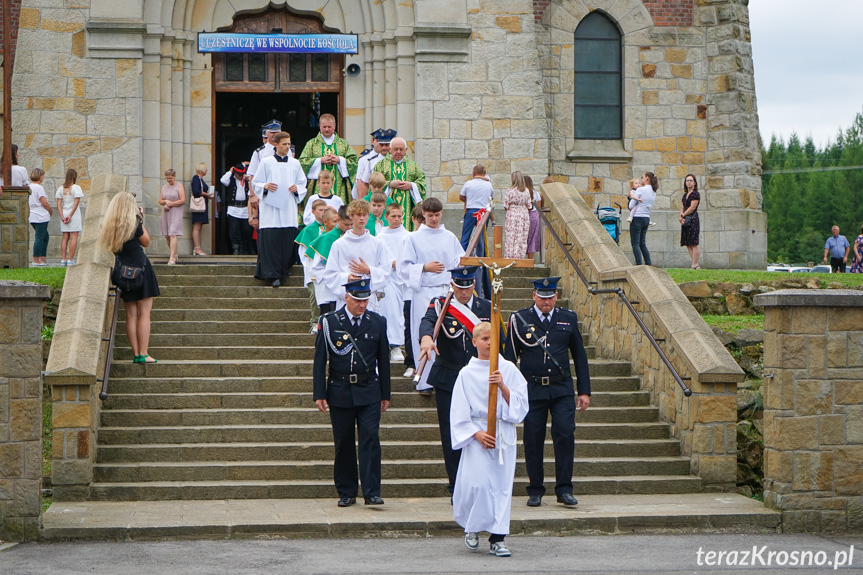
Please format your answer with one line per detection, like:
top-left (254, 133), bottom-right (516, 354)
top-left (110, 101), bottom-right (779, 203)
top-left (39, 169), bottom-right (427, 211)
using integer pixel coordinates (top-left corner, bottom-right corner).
top-left (314, 279), bottom-right (391, 507)
top-left (418, 266), bottom-right (494, 496)
top-left (503, 277), bottom-right (591, 508)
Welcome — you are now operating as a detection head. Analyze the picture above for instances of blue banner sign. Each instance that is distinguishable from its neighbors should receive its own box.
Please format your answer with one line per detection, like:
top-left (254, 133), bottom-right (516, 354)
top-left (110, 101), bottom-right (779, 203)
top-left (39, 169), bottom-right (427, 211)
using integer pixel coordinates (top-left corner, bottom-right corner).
top-left (198, 33), bottom-right (358, 54)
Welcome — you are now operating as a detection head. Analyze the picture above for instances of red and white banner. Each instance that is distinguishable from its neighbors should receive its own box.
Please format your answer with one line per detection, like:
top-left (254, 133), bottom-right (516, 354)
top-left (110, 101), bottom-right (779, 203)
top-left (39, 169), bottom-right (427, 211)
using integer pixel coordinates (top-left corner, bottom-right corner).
top-left (447, 298), bottom-right (482, 335)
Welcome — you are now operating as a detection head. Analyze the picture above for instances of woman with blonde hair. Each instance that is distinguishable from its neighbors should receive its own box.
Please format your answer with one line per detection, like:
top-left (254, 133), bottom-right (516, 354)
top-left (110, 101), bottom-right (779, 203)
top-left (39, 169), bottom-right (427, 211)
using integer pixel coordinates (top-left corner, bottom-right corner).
top-left (100, 191), bottom-right (160, 364)
top-left (190, 162), bottom-right (213, 256)
top-left (503, 171), bottom-right (531, 259)
top-left (159, 168), bottom-right (185, 264)
top-left (55, 168), bottom-right (84, 266)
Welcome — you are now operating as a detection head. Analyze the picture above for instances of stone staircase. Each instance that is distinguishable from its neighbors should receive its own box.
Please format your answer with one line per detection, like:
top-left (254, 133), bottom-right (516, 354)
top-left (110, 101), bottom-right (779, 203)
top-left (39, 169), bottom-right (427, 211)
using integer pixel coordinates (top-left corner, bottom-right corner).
top-left (92, 261), bottom-right (702, 501)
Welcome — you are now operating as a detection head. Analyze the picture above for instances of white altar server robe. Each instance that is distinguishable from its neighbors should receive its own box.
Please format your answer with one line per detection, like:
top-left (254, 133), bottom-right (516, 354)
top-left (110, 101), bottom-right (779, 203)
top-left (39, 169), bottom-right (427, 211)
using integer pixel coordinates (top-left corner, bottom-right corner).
top-left (451, 356), bottom-right (528, 535)
top-left (323, 230), bottom-right (391, 309)
top-left (377, 225), bottom-right (411, 345)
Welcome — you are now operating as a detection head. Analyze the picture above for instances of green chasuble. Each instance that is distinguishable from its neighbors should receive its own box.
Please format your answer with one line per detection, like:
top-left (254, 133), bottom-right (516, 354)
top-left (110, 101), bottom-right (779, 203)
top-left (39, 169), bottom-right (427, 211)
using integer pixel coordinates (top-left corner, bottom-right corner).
top-left (372, 155), bottom-right (427, 231)
top-left (306, 227), bottom-right (345, 263)
top-left (298, 132), bottom-right (358, 205)
top-left (365, 213), bottom-right (388, 236)
top-left (295, 221), bottom-right (325, 250)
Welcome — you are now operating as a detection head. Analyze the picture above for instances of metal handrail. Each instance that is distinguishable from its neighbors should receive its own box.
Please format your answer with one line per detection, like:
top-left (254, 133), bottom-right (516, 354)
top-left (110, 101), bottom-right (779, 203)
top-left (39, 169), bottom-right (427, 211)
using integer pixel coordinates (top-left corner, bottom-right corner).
top-left (538, 209), bottom-right (692, 397)
top-left (97, 286), bottom-right (122, 400)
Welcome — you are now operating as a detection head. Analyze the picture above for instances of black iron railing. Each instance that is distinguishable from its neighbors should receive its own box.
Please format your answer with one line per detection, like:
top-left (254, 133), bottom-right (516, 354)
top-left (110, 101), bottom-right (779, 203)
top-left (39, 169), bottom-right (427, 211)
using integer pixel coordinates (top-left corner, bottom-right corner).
top-left (97, 286), bottom-right (122, 400)
top-left (538, 209), bottom-right (692, 397)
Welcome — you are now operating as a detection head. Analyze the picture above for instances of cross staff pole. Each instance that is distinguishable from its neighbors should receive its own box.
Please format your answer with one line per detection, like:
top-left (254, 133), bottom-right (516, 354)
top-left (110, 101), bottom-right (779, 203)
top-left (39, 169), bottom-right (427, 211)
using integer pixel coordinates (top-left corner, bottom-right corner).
top-left (467, 257), bottom-right (533, 437)
top-left (412, 201), bottom-right (494, 384)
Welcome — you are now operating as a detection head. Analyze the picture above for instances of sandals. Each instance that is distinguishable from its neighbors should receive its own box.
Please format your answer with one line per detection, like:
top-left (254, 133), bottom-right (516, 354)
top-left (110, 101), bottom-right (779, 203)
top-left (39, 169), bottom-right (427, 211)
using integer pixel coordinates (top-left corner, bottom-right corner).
top-left (167, 259), bottom-right (176, 265)
top-left (193, 249), bottom-right (208, 256)
top-left (133, 354), bottom-right (158, 364)
top-left (132, 355), bottom-right (144, 363)
top-left (691, 265), bottom-right (701, 270)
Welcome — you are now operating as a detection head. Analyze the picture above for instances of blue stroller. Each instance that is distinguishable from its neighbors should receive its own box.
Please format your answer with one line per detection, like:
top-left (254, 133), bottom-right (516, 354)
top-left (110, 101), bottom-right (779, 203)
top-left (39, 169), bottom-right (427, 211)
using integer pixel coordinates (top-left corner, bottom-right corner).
top-left (595, 203), bottom-right (622, 244)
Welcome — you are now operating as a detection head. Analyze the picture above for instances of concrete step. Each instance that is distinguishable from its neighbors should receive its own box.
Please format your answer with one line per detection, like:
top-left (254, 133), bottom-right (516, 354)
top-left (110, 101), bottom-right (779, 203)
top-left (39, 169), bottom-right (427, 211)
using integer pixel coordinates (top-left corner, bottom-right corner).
top-left (116, 332), bottom-right (316, 348)
top-left (94, 439), bottom-right (682, 463)
top-left (93, 457), bottom-right (692, 483)
top-left (86, 475), bottom-right (703, 502)
top-left (97, 422), bottom-right (672, 445)
top-left (156, 274), bottom-right (306, 287)
top-left (101, 390), bottom-right (647, 411)
top-left (141, 309), bottom-right (315, 322)
top-left (151, 262), bottom-right (552, 278)
top-left (40, 494), bottom-right (781, 540)
top-left (104, 374), bottom-right (638, 395)
top-left (112, 344), bottom-right (598, 362)
top-left (100, 405), bottom-right (658, 427)
top-left (108, 359), bottom-right (631, 379)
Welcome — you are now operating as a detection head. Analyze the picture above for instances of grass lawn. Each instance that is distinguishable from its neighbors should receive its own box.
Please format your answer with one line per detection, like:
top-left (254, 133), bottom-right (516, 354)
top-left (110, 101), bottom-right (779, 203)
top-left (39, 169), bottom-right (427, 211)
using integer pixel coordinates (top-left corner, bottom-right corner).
top-left (702, 314), bottom-right (764, 334)
top-left (0, 267), bottom-right (67, 290)
top-left (666, 268), bottom-right (863, 289)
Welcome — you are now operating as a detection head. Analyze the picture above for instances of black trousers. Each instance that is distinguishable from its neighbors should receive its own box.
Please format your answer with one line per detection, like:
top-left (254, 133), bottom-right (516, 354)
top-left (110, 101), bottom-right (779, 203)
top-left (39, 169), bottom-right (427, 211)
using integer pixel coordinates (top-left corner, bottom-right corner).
top-left (434, 387), bottom-right (461, 493)
top-left (523, 394), bottom-right (576, 497)
top-left (254, 226), bottom-right (297, 280)
top-left (403, 300), bottom-right (414, 367)
top-left (319, 301), bottom-right (336, 315)
top-left (830, 257), bottom-right (847, 273)
top-left (329, 403), bottom-right (382, 499)
top-left (227, 214), bottom-right (254, 254)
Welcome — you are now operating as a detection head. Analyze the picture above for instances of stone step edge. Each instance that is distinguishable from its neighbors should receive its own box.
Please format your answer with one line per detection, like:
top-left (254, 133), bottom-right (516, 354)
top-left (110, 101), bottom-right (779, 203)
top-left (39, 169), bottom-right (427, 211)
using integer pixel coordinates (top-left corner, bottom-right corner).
top-left (94, 456), bottom-right (694, 468)
top-left (96, 439), bottom-right (682, 449)
top-left (40, 494), bottom-right (777, 541)
top-left (98, 421), bottom-right (667, 430)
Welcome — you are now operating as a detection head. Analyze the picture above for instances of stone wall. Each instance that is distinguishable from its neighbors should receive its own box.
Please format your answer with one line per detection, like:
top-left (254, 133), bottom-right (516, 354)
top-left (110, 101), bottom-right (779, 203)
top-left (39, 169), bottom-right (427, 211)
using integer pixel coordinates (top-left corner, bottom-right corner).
top-left (756, 289), bottom-right (863, 533)
top-left (0, 189), bottom-right (29, 268)
top-left (538, 0), bottom-right (766, 269)
top-left (0, 280), bottom-right (50, 542)
top-left (44, 174), bottom-right (125, 501)
top-left (542, 181), bottom-right (743, 489)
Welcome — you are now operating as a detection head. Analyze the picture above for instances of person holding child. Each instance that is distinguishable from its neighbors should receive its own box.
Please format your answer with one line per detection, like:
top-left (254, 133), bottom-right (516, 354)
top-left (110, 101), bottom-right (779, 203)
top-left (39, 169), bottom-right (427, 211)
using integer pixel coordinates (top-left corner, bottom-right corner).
top-left (451, 321), bottom-right (529, 557)
top-left (55, 168), bottom-right (84, 266)
top-left (28, 168), bottom-right (51, 267)
top-left (628, 172), bottom-right (657, 266)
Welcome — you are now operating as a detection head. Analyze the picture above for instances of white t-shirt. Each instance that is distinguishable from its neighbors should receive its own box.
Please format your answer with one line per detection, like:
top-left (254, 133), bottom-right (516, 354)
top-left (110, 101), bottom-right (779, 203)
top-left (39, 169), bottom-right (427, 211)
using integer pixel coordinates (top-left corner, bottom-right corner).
top-left (529, 189), bottom-right (541, 212)
top-left (28, 183), bottom-right (50, 223)
top-left (459, 178), bottom-right (494, 210)
top-left (0, 165), bottom-right (30, 187)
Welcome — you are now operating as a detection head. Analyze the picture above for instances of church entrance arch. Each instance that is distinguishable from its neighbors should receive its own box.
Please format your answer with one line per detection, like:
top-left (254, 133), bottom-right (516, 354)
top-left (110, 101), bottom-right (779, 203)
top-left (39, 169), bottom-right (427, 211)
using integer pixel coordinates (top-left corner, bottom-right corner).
top-left (211, 6), bottom-right (344, 253)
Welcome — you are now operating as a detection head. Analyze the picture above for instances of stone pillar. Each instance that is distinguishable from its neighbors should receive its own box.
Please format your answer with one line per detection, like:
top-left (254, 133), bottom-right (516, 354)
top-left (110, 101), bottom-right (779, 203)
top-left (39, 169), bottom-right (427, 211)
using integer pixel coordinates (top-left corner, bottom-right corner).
top-left (756, 289), bottom-right (863, 533)
top-left (0, 281), bottom-right (51, 541)
top-left (0, 189), bottom-right (31, 269)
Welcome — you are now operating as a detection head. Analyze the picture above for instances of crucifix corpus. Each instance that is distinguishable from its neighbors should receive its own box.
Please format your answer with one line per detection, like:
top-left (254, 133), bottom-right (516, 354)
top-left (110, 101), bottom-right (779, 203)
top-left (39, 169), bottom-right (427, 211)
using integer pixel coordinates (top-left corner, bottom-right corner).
top-left (459, 225), bottom-right (534, 438)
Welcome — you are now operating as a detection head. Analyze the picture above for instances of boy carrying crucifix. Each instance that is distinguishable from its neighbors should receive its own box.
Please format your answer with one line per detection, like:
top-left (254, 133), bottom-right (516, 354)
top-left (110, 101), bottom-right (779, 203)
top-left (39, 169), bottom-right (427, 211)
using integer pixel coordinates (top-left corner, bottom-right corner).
top-left (450, 321), bottom-right (529, 557)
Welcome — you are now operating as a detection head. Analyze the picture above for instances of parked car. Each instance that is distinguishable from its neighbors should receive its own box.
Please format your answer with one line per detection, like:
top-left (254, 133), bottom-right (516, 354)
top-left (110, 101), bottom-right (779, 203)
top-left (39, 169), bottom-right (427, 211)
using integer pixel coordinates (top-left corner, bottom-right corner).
top-left (808, 265), bottom-right (832, 274)
top-left (789, 267), bottom-right (811, 273)
top-left (767, 263), bottom-right (790, 271)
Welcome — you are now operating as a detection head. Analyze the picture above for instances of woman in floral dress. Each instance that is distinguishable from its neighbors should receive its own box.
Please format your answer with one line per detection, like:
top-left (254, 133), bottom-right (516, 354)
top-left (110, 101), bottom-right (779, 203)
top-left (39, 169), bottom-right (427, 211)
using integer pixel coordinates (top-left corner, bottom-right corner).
top-left (850, 225), bottom-right (863, 273)
top-left (503, 171), bottom-right (531, 259)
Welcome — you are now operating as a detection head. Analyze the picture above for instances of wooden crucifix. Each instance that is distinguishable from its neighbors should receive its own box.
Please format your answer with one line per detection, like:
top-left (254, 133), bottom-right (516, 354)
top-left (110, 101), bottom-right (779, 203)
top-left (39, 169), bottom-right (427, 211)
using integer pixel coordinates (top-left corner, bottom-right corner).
top-left (459, 225), bottom-right (534, 438)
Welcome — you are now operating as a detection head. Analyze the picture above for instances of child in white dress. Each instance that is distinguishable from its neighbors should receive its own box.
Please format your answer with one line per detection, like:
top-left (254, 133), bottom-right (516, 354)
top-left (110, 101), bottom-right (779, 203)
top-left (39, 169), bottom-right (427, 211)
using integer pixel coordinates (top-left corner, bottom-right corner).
top-left (55, 168), bottom-right (84, 265)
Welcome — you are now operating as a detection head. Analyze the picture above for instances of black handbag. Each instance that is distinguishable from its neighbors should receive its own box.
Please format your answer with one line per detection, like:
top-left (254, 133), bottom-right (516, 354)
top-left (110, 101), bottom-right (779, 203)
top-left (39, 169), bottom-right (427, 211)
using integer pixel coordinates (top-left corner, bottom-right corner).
top-left (682, 214), bottom-right (694, 227)
top-left (112, 256), bottom-right (144, 292)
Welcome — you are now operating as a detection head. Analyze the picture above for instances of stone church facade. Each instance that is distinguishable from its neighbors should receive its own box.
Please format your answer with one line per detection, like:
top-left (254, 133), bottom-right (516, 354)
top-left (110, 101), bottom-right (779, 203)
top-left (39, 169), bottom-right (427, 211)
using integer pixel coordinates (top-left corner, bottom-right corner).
top-left (7, 0), bottom-right (765, 267)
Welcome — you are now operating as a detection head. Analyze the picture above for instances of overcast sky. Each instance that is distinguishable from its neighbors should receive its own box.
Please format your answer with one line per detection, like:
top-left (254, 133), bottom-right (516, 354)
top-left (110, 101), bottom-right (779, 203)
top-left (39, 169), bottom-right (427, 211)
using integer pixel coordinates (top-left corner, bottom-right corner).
top-left (749, 0), bottom-right (863, 148)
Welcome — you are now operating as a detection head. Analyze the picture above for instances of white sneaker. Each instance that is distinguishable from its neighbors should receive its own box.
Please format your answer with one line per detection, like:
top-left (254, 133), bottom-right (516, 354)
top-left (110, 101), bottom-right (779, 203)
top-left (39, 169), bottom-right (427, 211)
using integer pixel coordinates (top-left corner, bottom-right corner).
top-left (403, 367), bottom-right (415, 378)
top-left (389, 347), bottom-right (405, 362)
top-left (310, 325), bottom-right (318, 334)
top-left (649, 221), bottom-right (657, 227)
top-left (626, 217), bottom-right (633, 223)
top-left (68, 259), bottom-right (76, 266)
top-left (464, 532), bottom-right (479, 551)
top-left (489, 542), bottom-right (511, 557)
top-left (60, 260), bottom-right (67, 266)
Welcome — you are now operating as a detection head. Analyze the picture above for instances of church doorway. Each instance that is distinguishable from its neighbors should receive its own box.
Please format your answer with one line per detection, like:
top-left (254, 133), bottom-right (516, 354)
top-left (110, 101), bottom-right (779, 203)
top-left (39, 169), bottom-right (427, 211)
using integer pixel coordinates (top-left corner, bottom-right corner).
top-left (210, 6), bottom-right (344, 254)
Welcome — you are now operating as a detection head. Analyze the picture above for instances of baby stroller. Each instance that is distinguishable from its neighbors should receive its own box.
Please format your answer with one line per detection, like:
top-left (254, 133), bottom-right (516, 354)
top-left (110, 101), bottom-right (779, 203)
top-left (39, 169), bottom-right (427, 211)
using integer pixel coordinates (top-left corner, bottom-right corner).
top-left (595, 203), bottom-right (622, 244)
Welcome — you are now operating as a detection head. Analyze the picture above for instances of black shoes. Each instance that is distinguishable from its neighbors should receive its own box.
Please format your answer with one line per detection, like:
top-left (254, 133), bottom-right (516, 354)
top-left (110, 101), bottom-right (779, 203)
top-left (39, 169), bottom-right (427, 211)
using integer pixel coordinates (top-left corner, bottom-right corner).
top-left (272, 279), bottom-right (281, 288)
top-left (557, 493), bottom-right (578, 506)
top-left (337, 496), bottom-right (356, 507)
top-left (526, 495), bottom-right (542, 507)
top-left (364, 496), bottom-right (384, 505)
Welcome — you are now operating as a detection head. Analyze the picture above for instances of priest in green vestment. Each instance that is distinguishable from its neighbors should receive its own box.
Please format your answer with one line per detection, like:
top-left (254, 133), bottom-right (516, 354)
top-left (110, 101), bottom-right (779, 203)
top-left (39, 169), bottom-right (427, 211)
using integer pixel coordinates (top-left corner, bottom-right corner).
top-left (298, 113), bottom-right (358, 204)
top-left (371, 137), bottom-right (427, 231)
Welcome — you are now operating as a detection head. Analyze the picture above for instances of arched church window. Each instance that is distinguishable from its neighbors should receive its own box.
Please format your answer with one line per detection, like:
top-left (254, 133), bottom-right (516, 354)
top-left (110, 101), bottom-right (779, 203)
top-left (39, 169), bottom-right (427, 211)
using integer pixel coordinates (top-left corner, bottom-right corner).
top-left (574, 12), bottom-right (622, 139)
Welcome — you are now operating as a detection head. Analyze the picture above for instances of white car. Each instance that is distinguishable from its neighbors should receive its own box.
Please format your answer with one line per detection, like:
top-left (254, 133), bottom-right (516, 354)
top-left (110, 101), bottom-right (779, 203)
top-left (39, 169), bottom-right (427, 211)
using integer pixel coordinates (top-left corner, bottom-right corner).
top-left (808, 265), bottom-right (832, 274)
top-left (767, 263), bottom-right (790, 271)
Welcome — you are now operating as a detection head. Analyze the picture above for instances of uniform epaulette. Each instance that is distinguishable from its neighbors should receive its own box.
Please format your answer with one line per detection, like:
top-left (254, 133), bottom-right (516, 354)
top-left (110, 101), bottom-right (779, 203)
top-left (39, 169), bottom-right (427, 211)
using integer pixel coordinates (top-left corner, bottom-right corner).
top-left (255, 144), bottom-right (266, 152)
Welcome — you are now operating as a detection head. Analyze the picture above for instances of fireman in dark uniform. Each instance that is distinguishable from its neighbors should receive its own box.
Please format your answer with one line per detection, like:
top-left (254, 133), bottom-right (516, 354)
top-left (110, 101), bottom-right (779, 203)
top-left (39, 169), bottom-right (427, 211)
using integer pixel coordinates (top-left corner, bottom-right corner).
top-left (503, 277), bottom-right (591, 508)
top-left (314, 279), bottom-right (391, 507)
